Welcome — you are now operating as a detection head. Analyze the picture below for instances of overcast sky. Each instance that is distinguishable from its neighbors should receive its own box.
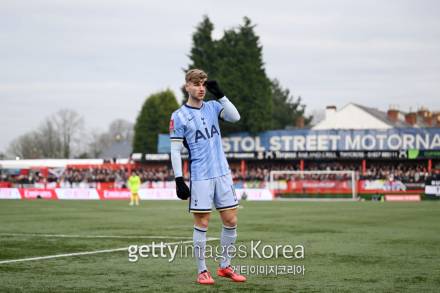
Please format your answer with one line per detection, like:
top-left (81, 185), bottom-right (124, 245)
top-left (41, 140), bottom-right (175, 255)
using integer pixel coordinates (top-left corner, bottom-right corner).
top-left (1, 0), bottom-right (439, 153)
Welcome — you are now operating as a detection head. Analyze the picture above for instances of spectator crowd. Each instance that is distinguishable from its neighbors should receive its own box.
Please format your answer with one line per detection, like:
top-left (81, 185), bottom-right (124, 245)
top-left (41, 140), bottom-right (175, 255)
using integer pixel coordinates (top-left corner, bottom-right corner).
top-left (0, 161), bottom-right (435, 188)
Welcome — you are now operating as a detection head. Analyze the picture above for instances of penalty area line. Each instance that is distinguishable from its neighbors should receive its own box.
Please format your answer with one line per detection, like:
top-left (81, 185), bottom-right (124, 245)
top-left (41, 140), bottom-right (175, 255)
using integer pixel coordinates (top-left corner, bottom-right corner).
top-left (0, 237), bottom-right (219, 265)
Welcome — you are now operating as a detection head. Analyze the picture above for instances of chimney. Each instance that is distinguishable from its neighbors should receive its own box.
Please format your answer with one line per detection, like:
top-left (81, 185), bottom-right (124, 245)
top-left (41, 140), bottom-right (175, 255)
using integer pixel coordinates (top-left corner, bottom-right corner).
top-left (405, 112), bottom-right (417, 126)
top-left (423, 113), bottom-right (433, 127)
top-left (417, 107), bottom-right (429, 118)
top-left (433, 112), bottom-right (440, 127)
top-left (417, 108), bottom-right (435, 127)
top-left (295, 116), bottom-right (305, 128)
top-left (325, 105), bottom-right (337, 120)
top-left (387, 109), bottom-right (399, 123)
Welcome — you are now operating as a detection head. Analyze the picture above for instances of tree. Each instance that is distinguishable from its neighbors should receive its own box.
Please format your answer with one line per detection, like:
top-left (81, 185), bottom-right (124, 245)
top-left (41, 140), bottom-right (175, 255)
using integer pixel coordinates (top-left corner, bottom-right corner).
top-left (7, 132), bottom-right (42, 159)
top-left (189, 16), bottom-right (217, 78)
top-left (86, 119), bottom-right (134, 158)
top-left (186, 16), bottom-right (272, 134)
top-left (35, 119), bottom-right (63, 158)
top-left (133, 89), bottom-right (179, 153)
top-left (182, 16), bottom-right (217, 101)
top-left (270, 79), bottom-right (311, 129)
top-left (6, 112), bottom-right (133, 159)
top-left (186, 16), bottom-right (311, 133)
top-left (86, 130), bottom-right (112, 158)
top-left (52, 109), bottom-right (84, 158)
top-left (6, 109), bottom-right (84, 159)
top-left (219, 17), bottom-right (272, 134)
top-left (7, 119), bottom-right (63, 159)
top-left (108, 119), bottom-right (134, 142)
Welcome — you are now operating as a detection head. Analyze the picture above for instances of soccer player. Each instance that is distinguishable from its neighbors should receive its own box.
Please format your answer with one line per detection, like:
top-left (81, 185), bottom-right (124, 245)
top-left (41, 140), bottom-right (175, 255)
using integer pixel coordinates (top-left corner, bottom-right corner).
top-left (169, 69), bottom-right (246, 285)
top-left (127, 171), bottom-right (141, 206)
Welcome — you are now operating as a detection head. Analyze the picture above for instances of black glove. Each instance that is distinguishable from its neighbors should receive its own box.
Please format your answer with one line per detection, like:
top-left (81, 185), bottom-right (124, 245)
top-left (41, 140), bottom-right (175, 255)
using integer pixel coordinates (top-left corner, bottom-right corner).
top-left (205, 80), bottom-right (225, 99)
top-left (175, 177), bottom-right (190, 200)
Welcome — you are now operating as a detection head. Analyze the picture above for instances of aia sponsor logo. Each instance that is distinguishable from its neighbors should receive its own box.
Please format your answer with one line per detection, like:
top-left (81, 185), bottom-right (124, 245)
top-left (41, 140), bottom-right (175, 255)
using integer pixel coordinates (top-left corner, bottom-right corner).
top-left (195, 125), bottom-right (219, 143)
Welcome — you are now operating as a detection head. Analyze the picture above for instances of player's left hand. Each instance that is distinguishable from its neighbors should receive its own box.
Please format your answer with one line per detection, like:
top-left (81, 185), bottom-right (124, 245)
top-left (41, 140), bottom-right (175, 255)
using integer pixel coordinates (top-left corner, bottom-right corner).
top-left (205, 80), bottom-right (225, 99)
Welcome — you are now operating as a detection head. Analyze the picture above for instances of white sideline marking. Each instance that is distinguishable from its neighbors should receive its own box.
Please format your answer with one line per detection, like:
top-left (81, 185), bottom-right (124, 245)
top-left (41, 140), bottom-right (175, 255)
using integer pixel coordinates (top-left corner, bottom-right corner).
top-left (0, 233), bottom-right (191, 239)
top-left (0, 237), bottom-right (219, 265)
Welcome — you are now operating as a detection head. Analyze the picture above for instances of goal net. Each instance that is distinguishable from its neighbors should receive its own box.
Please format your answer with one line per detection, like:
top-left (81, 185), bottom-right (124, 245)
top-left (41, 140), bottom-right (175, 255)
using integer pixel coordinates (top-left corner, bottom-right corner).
top-left (269, 170), bottom-right (358, 200)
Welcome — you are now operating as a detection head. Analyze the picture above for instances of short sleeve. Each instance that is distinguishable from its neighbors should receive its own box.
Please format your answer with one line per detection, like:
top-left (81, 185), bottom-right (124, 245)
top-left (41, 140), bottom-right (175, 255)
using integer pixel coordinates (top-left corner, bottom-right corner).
top-left (169, 111), bottom-right (185, 140)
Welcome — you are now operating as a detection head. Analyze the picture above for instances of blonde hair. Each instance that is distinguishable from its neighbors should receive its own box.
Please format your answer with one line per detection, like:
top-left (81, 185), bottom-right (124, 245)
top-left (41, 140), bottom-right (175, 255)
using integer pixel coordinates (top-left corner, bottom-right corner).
top-left (185, 69), bottom-right (208, 84)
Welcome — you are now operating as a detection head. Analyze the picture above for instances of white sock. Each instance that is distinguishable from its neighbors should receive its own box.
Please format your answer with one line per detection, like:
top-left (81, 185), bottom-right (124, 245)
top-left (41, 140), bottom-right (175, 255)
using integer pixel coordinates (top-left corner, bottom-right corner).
top-left (193, 226), bottom-right (208, 273)
top-left (220, 225), bottom-right (237, 269)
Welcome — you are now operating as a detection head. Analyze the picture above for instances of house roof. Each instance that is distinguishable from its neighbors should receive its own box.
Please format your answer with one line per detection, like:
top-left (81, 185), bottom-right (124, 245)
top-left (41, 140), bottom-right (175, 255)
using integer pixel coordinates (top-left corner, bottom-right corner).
top-left (352, 103), bottom-right (412, 128)
top-left (312, 103), bottom-right (435, 130)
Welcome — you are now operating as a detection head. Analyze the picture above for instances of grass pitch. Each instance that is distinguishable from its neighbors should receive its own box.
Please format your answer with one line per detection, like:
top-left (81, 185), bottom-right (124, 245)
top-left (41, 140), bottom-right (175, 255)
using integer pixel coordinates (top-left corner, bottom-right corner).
top-left (0, 199), bottom-right (439, 292)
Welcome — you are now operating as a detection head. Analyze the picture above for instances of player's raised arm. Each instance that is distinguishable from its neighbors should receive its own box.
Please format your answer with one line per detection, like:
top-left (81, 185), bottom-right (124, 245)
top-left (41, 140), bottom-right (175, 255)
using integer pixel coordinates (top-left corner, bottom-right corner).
top-left (206, 80), bottom-right (240, 123)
